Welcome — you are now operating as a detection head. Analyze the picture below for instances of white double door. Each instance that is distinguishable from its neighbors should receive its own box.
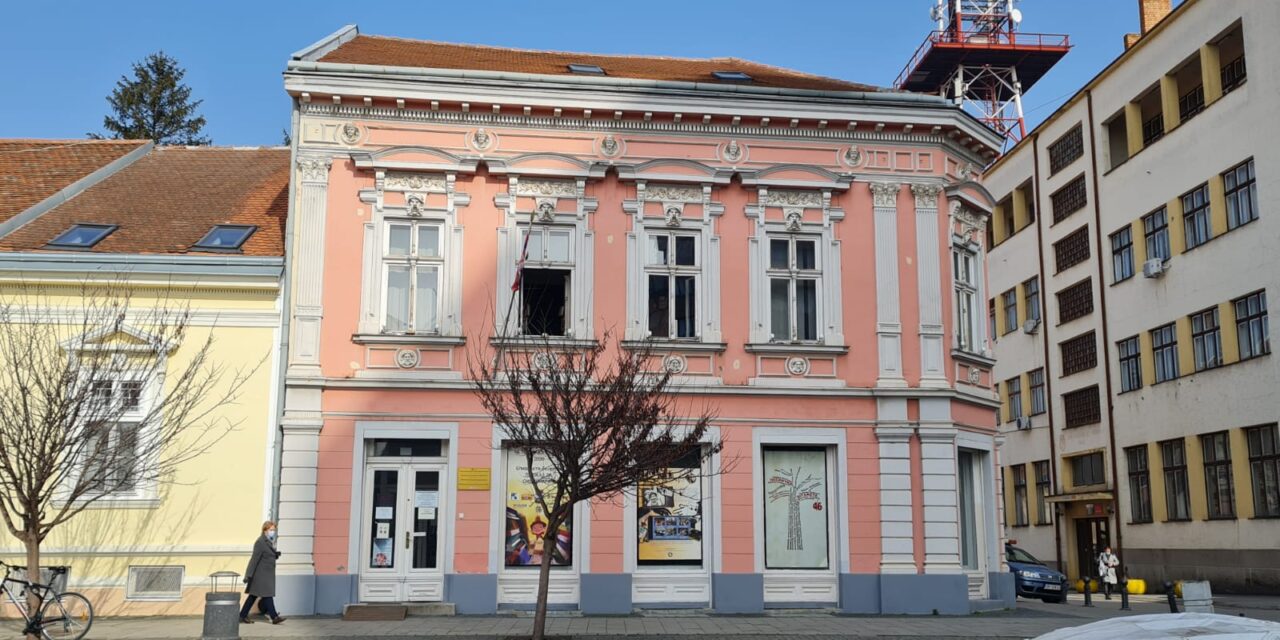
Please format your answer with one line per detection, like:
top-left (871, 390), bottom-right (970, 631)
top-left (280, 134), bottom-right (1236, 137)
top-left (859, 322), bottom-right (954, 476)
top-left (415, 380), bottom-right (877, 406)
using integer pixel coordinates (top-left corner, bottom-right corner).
top-left (359, 462), bottom-right (447, 602)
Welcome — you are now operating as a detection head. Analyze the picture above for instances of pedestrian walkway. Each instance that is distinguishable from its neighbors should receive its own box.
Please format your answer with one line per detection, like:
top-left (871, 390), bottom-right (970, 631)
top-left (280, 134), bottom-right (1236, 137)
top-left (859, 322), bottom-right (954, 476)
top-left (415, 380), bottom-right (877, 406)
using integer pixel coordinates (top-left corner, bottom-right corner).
top-left (58, 596), bottom-right (1280, 640)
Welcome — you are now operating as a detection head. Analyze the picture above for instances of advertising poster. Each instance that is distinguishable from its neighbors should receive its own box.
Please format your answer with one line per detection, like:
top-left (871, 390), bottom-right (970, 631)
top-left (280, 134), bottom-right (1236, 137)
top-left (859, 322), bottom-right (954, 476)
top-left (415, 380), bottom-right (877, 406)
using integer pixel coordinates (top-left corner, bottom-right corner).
top-left (637, 452), bottom-right (703, 565)
top-left (763, 447), bottom-right (829, 569)
top-left (505, 450), bottom-right (572, 567)
top-left (370, 538), bottom-right (394, 568)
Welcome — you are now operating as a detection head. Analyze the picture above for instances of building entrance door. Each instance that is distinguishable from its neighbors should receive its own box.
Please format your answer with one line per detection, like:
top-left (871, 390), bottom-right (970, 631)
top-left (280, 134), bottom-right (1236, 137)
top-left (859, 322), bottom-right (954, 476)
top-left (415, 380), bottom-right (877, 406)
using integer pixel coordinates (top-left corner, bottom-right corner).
top-left (359, 462), bottom-right (448, 602)
top-left (1074, 517), bottom-right (1109, 581)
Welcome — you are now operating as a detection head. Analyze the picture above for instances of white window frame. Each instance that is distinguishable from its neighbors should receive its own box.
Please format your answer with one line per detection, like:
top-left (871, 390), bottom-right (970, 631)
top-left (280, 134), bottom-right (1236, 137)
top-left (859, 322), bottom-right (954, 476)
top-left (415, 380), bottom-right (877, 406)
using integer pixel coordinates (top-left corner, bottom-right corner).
top-left (765, 234), bottom-right (824, 343)
top-left (380, 218), bottom-right (445, 335)
top-left (643, 230), bottom-right (702, 340)
top-left (515, 224), bottom-right (577, 337)
top-left (952, 247), bottom-right (980, 353)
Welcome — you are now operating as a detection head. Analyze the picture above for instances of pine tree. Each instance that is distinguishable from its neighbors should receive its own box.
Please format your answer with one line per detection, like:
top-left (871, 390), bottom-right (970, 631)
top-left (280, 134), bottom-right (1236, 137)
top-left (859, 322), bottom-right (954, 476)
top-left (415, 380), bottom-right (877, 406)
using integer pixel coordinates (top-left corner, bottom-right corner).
top-left (94, 52), bottom-right (210, 145)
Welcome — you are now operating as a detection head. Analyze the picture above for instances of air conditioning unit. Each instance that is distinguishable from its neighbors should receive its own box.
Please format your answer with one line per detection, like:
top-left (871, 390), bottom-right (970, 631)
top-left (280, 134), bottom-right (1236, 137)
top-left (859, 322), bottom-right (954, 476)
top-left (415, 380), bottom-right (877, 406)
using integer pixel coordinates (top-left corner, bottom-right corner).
top-left (1022, 317), bottom-right (1041, 334)
top-left (1142, 259), bottom-right (1166, 279)
top-left (1016, 417), bottom-right (1033, 430)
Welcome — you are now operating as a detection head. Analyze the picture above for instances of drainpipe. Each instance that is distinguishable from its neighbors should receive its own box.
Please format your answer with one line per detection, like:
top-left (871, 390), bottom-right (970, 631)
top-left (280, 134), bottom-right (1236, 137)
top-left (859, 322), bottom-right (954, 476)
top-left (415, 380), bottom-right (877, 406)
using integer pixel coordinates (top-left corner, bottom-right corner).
top-left (269, 99), bottom-right (303, 521)
top-left (1029, 136), bottom-right (1064, 571)
top-left (1085, 91), bottom-right (1124, 568)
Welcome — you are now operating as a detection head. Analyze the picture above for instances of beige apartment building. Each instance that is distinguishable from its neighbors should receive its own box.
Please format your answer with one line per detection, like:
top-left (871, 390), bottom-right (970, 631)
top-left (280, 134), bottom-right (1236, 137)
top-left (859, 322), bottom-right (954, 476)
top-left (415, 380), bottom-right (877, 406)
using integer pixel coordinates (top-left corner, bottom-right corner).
top-left (985, 0), bottom-right (1277, 592)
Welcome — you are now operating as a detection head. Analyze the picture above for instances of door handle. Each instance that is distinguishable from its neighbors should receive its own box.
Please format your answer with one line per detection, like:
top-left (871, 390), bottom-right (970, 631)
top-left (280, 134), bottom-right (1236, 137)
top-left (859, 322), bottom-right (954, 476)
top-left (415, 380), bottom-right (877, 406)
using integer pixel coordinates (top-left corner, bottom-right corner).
top-left (405, 529), bottom-right (410, 549)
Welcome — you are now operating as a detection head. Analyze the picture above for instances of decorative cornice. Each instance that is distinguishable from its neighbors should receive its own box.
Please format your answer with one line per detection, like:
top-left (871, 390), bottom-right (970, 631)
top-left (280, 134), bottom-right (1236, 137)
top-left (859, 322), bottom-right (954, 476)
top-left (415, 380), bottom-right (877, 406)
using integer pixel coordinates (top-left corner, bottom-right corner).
top-left (297, 155), bottom-right (333, 183)
top-left (644, 184), bottom-right (703, 203)
top-left (869, 182), bottom-right (901, 208)
top-left (765, 189), bottom-right (824, 208)
top-left (910, 183), bottom-right (943, 210)
top-left (514, 179), bottom-right (577, 198)
top-left (384, 172), bottom-right (447, 192)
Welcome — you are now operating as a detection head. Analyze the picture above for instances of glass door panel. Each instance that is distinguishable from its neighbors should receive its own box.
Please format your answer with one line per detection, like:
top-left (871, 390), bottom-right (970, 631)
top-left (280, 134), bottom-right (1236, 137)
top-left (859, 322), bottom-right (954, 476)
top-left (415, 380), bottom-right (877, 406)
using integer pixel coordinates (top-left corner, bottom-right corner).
top-left (369, 469), bottom-right (399, 569)
top-left (412, 470), bottom-right (441, 570)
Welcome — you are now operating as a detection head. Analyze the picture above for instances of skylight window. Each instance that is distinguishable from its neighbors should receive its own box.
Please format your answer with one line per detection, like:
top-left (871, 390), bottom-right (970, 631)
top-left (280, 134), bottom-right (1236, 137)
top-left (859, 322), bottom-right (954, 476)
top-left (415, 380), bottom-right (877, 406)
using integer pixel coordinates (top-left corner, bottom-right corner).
top-left (567, 63), bottom-right (605, 75)
top-left (194, 225), bottom-right (256, 251)
top-left (47, 224), bottom-right (116, 249)
top-left (712, 71), bottom-right (752, 82)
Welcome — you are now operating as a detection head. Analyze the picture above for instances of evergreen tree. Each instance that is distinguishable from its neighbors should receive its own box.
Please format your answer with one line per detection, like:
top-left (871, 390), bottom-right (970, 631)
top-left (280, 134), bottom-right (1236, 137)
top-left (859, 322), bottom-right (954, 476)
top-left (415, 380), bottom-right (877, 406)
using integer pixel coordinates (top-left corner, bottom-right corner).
top-left (94, 52), bottom-right (210, 145)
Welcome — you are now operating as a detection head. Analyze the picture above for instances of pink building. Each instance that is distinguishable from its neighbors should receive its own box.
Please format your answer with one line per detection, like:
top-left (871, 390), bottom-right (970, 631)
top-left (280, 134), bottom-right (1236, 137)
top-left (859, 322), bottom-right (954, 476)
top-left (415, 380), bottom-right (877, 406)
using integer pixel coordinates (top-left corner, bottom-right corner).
top-left (277, 26), bottom-right (1006, 616)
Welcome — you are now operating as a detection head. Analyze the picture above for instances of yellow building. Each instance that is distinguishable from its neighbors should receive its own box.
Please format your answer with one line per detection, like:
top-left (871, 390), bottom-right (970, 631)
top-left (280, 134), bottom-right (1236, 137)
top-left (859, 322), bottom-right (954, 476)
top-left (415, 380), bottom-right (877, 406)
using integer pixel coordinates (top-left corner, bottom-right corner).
top-left (0, 140), bottom-right (289, 614)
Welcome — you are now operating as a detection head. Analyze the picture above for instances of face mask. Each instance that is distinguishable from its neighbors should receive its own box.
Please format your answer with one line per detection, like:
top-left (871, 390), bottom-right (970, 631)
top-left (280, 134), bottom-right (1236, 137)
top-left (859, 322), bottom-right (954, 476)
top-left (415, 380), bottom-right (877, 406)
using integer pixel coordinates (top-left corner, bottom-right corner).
top-left (266, 530), bottom-right (277, 541)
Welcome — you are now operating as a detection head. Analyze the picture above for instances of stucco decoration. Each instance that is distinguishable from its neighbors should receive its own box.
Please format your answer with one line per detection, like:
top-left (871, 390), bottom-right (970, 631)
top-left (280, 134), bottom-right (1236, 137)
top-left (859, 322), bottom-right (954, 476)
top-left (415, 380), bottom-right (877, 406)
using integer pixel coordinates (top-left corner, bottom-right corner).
top-left (340, 123), bottom-right (361, 145)
top-left (385, 173), bottom-right (446, 192)
top-left (644, 184), bottom-right (702, 203)
top-left (531, 351), bottom-right (556, 371)
top-left (534, 199), bottom-right (557, 222)
top-left (472, 128), bottom-right (493, 150)
top-left (957, 162), bottom-right (978, 181)
top-left (722, 140), bottom-right (744, 163)
top-left (784, 209), bottom-right (804, 232)
top-left (869, 182), bottom-right (901, 208)
top-left (950, 200), bottom-right (987, 241)
top-left (967, 366), bottom-right (981, 385)
top-left (664, 205), bottom-right (684, 228)
top-left (910, 183), bottom-right (943, 209)
top-left (842, 145), bottom-right (862, 167)
top-left (297, 155), bottom-right (333, 183)
top-left (663, 354), bottom-right (687, 374)
top-left (515, 180), bottom-right (577, 198)
top-left (395, 348), bottom-right (420, 369)
top-left (786, 356), bottom-right (810, 376)
top-left (600, 134), bottom-right (620, 157)
top-left (769, 189), bottom-right (823, 208)
top-left (405, 194), bottom-right (426, 217)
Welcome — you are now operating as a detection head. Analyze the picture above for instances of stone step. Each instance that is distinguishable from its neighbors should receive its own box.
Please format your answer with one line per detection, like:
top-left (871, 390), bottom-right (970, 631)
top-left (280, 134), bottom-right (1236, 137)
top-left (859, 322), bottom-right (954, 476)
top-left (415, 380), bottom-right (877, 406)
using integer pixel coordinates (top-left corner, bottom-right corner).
top-left (406, 602), bottom-right (456, 617)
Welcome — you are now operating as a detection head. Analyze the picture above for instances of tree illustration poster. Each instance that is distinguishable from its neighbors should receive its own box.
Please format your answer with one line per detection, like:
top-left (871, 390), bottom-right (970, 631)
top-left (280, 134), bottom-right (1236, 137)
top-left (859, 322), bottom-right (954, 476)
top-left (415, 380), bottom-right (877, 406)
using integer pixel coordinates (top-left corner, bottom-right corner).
top-left (763, 448), bottom-right (829, 569)
top-left (636, 452), bottom-right (703, 565)
top-left (505, 449), bottom-right (573, 567)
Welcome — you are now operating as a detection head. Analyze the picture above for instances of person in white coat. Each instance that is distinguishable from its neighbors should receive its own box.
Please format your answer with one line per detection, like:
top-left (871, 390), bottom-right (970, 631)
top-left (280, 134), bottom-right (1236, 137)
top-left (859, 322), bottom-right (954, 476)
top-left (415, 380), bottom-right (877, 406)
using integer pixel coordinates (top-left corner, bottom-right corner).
top-left (1097, 546), bottom-right (1119, 599)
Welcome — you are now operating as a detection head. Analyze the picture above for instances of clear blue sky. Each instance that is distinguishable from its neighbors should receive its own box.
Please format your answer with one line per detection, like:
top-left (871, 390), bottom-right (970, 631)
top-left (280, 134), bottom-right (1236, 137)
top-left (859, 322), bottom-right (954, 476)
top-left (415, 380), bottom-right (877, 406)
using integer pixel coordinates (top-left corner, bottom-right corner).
top-left (3, 1), bottom-right (1146, 146)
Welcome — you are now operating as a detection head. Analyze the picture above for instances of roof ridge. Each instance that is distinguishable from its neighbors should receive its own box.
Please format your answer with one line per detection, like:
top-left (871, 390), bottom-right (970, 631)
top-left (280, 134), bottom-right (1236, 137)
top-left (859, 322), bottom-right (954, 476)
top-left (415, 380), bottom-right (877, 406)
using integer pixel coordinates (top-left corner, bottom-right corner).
top-left (359, 34), bottom-right (764, 66)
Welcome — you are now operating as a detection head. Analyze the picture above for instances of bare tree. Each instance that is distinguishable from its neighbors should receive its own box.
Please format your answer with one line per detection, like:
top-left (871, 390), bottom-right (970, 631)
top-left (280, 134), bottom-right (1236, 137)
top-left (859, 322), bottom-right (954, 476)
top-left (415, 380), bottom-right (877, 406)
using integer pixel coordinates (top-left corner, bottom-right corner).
top-left (0, 281), bottom-right (254, 634)
top-left (471, 335), bottom-right (720, 640)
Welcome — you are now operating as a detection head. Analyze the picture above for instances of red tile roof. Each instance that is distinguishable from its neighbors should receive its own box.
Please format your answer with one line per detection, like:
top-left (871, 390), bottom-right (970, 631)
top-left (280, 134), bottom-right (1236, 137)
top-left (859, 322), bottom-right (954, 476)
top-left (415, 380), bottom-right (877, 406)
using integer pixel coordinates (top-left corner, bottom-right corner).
top-left (318, 35), bottom-right (882, 93)
top-left (0, 147), bottom-right (290, 257)
top-left (0, 139), bottom-right (148, 224)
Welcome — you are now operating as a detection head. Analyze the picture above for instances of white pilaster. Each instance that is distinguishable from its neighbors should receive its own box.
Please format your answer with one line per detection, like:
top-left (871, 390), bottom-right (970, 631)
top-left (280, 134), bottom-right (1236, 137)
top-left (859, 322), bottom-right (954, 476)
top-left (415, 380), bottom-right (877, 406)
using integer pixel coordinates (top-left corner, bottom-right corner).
top-left (876, 397), bottom-right (915, 573)
top-left (289, 154), bottom-right (332, 379)
top-left (919, 401), bottom-right (962, 573)
top-left (871, 182), bottom-right (906, 388)
top-left (912, 183), bottom-right (949, 388)
top-left (277, 387), bottom-right (322, 576)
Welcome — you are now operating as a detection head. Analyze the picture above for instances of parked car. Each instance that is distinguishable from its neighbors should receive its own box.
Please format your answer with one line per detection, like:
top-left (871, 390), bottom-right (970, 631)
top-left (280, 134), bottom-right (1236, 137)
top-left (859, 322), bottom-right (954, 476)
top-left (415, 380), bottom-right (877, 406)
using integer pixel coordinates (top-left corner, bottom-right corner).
top-left (1006, 543), bottom-right (1068, 603)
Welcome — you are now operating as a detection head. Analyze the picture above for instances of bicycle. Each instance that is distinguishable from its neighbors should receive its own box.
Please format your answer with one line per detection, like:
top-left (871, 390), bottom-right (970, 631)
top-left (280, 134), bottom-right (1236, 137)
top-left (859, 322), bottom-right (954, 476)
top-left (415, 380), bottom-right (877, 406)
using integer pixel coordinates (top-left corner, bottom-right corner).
top-left (0, 560), bottom-right (92, 640)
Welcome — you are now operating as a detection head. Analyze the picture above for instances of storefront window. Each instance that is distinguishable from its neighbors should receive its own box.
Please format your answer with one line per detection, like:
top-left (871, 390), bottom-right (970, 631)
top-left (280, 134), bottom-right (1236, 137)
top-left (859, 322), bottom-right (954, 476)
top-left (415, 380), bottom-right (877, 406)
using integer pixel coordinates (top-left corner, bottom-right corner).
top-left (762, 447), bottom-right (829, 570)
top-left (636, 450), bottom-right (703, 566)
top-left (504, 449), bottom-right (572, 567)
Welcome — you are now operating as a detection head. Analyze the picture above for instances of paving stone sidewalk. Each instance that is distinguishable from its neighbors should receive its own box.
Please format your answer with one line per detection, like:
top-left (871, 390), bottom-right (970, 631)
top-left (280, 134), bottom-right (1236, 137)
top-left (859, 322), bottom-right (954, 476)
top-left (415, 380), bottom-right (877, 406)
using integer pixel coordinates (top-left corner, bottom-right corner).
top-left (38, 595), bottom-right (1280, 640)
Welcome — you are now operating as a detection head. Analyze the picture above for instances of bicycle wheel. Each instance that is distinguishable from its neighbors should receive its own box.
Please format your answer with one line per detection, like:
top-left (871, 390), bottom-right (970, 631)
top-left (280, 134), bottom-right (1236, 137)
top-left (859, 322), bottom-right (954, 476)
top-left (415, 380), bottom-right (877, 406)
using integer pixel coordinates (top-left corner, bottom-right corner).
top-left (38, 592), bottom-right (92, 640)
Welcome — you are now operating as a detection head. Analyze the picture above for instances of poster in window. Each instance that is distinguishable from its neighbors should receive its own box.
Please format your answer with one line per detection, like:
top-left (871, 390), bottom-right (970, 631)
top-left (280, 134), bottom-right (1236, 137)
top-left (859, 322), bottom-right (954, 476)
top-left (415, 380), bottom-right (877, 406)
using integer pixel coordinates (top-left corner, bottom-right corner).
top-left (370, 538), bottom-right (393, 568)
top-left (636, 451), bottom-right (703, 565)
top-left (505, 450), bottom-right (572, 567)
top-left (763, 447), bottom-right (829, 569)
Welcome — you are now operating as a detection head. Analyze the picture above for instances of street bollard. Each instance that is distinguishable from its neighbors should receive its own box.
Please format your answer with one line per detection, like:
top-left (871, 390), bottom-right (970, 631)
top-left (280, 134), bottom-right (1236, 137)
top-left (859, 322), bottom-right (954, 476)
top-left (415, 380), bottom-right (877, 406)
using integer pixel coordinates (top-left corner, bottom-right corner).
top-left (202, 571), bottom-right (241, 640)
top-left (1082, 574), bottom-right (1093, 607)
top-left (1120, 578), bottom-right (1131, 611)
top-left (1164, 581), bottom-right (1179, 613)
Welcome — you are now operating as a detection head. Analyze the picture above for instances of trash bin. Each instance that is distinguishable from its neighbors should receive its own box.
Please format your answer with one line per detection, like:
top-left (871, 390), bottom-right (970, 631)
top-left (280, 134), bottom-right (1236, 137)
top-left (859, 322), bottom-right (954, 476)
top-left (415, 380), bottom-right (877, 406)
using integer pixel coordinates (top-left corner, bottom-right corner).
top-left (202, 571), bottom-right (241, 640)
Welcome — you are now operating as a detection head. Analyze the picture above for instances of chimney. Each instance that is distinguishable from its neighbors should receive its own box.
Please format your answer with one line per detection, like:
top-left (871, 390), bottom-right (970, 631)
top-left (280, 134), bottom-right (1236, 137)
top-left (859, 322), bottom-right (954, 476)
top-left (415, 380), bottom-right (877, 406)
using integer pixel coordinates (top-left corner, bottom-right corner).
top-left (1125, 0), bottom-right (1173, 49)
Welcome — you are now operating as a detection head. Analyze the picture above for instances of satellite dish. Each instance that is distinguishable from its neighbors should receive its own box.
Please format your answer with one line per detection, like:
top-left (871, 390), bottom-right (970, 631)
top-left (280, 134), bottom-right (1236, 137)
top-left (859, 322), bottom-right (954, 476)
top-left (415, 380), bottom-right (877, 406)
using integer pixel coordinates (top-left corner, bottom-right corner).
top-left (1010, 8), bottom-right (1023, 24)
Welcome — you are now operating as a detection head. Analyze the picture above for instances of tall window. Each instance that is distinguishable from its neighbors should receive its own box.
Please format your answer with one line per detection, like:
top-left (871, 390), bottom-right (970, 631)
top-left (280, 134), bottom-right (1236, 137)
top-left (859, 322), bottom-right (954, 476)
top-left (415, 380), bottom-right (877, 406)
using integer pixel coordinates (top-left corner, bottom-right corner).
top-left (1118, 336), bottom-right (1143, 392)
top-left (1161, 438), bottom-right (1191, 521)
top-left (988, 298), bottom-right (997, 344)
top-left (1012, 466), bottom-right (1028, 526)
top-left (1224, 159), bottom-right (1258, 230)
top-left (1006, 377), bottom-right (1023, 422)
top-left (1246, 424), bottom-right (1280, 518)
top-left (1143, 207), bottom-right (1170, 263)
top-left (1023, 277), bottom-right (1041, 324)
top-left (1110, 227), bottom-right (1133, 282)
top-left (383, 220), bottom-right (442, 334)
top-left (646, 231), bottom-right (699, 339)
top-left (1151, 323), bottom-right (1180, 383)
top-left (953, 248), bottom-right (979, 352)
top-left (518, 226), bottom-right (576, 336)
top-left (767, 236), bottom-right (820, 342)
top-left (1191, 307), bottom-right (1222, 371)
top-left (83, 378), bottom-right (145, 494)
top-left (1001, 289), bottom-right (1017, 335)
top-left (1125, 446), bottom-right (1153, 524)
top-left (1201, 432), bottom-right (1235, 519)
top-left (1234, 290), bottom-right (1270, 360)
top-left (1182, 184), bottom-right (1212, 250)
top-left (1034, 461), bottom-right (1052, 524)
top-left (1029, 368), bottom-right (1046, 416)
top-left (1070, 452), bottom-right (1105, 487)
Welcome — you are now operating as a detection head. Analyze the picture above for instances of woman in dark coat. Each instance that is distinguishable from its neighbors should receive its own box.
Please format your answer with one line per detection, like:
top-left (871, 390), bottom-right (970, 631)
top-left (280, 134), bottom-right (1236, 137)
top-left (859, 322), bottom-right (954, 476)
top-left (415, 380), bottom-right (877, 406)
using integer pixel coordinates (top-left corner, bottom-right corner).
top-left (241, 520), bottom-right (286, 624)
